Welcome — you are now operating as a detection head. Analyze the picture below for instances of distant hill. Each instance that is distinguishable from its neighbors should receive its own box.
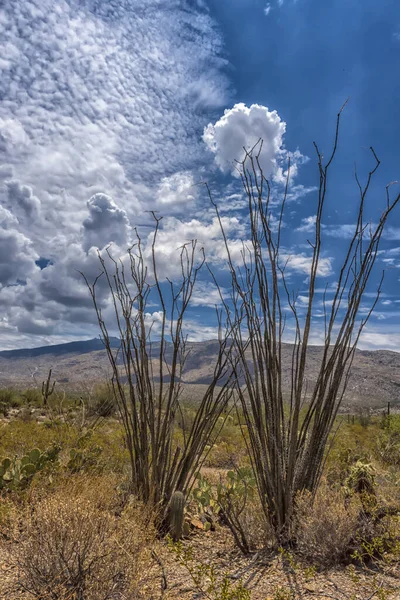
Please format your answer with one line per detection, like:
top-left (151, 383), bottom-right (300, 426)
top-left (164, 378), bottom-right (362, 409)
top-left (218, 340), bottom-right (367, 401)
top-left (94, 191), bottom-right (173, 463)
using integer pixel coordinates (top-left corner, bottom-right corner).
top-left (0, 338), bottom-right (120, 359)
top-left (0, 338), bottom-right (399, 411)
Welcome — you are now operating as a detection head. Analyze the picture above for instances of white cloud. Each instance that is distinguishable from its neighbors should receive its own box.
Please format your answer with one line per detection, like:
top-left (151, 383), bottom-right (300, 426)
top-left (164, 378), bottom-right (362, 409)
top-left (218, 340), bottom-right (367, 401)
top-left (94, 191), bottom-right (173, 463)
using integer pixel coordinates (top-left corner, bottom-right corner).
top-left (191, 281), bottom-right (227, 308)
top-left (280, 251), bottom-right (333, 277)
top-left (296, 215), bottom-right (317, 233)
top-left (5, 179), bottom-right (41, 219)
top-left (156, 172), bottom-right (197, 208)
top-left (325, 224), bottom-right (400, 242)
top-left (0, 0), bottom-right (234, 348)
top-left (264, 4), bottom-right (272, 16)
top-left (358, 328), bottom-right (400, 351)
top-left (82, 193), bottom-right (130, 252)
top-left (0, 227), bottom-right (39, 286)
top-left (0, 0), bottom-right (231, 247)
top-left (203, 103), bottom-right (305, 181)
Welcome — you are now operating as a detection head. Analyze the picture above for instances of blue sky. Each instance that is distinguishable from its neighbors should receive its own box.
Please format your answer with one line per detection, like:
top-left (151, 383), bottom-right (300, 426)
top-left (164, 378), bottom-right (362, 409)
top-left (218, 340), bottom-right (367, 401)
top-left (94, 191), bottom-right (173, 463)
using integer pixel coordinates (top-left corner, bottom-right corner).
top-left (0, 0), bottom-right (399, 350)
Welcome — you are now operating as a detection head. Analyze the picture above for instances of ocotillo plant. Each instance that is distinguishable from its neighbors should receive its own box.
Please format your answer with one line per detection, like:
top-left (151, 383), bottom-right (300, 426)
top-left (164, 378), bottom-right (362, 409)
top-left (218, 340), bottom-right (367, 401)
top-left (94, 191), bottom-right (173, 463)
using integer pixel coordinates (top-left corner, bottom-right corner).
top-left (84, 215), bottom-right (237, 529)
top-left (210, 104), bottom-right (400, 541)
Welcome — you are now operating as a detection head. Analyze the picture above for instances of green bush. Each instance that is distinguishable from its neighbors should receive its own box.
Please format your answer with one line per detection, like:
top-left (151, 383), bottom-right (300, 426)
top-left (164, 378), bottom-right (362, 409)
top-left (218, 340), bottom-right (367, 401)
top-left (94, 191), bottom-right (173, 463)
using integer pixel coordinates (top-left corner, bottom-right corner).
top-left (67, 430), bottom-right (103, 473)
top-left (0, 388), bottom-right (20, 408)
top-left (87, 383), bottom-right (116, 418)
top-left (22, 389), bottom-right (43, 405)
top-left (376, 415), bottom-right (400, 466)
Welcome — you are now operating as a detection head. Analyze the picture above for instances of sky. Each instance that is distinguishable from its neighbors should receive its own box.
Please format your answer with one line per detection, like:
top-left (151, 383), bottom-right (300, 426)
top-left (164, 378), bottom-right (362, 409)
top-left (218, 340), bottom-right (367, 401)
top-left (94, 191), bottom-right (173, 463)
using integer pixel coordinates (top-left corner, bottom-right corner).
top-left (0, 0), bottom-right (400, 351)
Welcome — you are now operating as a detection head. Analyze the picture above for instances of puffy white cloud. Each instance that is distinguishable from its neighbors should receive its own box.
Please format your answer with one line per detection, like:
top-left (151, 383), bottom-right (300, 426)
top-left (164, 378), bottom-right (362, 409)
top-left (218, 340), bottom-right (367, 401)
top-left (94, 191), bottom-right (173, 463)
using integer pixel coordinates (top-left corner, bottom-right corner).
top-left (0, 0), bottom-right (231, 255)
top-left (0, 0), bottom-right (234, 348)
top-left (0, 118), bottom-right (30, 156)
top-left (143, 214), bottom-right (246, 278)
top-left (0, 205), bottom-right (18, 228)
top-left (203, 103), bottom-right (305, 181)
top-left (82, 193), bottom-right (130, 252)
top-left (0, 225), bottom-right (39, 286)
top-left (155, 172), bottom-right (196, 208)
top-left (6, 179), bottom-right (41, 219)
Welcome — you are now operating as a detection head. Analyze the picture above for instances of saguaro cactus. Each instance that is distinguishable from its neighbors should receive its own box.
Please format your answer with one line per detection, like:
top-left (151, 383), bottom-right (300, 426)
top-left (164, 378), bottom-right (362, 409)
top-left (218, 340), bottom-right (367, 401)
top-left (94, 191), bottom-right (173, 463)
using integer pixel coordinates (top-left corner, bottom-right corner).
top-left (42, 369), bottom-right (56, 406)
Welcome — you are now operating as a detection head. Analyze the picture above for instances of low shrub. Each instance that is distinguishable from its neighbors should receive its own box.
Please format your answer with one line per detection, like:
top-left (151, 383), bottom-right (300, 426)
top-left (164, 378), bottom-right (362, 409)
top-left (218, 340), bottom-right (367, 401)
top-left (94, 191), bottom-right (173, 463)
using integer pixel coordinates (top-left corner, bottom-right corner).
top-left (87, 382), bottom-right (116, 418)
top-left (0, 388), bottom-right (20, 408)
top-left (9, 476), bottom-right (156, 599)
top-left (376, 415), bottom-right (400, 467)
top-left (294, 486), bottom-right (360, 565)
top-left (22, 388), bottom-right (43, 405)
top-left (294, 482), bottom-right (400, 568)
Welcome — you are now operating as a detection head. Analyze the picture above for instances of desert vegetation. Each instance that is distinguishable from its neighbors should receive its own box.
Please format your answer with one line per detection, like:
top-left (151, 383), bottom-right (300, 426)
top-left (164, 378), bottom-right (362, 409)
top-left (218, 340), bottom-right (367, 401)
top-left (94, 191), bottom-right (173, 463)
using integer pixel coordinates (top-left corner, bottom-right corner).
top-left (1, 114), bottom-right (400, 599)
top-left (0, 387), bottom-right (399, 599)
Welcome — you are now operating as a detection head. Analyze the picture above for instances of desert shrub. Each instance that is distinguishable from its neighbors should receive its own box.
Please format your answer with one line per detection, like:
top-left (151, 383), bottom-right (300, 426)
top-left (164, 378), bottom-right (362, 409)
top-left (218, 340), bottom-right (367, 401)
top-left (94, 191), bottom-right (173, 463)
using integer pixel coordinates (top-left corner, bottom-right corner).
top-left (87, 382), bottom-right (116, 418)
top-left (22, 388), bottom-right (43, 405)
top-left (205, 440), bottom-right (245, 468)
top-left (294, 486), bottom-right (360, 565)
top-left (375, 415), bottom-right (400, 467)
top-left (0, 388), bottom-right (20, 408)
top-left (0, 420), bottom-right (75, 456)
top-left (191, 469), bottom-right (272, 553)
top-left (294, 481), bottom-right (400, 568)
top-left (325, 422), bottom-right (375, 486)
top-left (344, 460), bottom-right (376, 502)
top-left (203, 417), bottom-right (249, 469)
top-left (223, 494), bottom-right (272, 552)
top-left (10, 476), bottom-right (156, 599)
top-left (356, 408), bottom-right (372, 428)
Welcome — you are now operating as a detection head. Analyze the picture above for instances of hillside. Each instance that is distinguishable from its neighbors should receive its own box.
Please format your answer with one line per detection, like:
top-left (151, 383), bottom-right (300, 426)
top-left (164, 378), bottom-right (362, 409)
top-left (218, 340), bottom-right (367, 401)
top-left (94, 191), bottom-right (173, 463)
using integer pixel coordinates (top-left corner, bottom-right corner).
top-left (0, 338), bottom-right (399, 410)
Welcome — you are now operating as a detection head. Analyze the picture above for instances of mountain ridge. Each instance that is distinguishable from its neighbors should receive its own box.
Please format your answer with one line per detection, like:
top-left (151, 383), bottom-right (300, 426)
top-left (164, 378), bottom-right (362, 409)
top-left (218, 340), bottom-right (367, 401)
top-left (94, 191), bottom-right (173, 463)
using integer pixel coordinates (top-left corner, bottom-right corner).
top-left (0, 338), bottom-right (399, 411)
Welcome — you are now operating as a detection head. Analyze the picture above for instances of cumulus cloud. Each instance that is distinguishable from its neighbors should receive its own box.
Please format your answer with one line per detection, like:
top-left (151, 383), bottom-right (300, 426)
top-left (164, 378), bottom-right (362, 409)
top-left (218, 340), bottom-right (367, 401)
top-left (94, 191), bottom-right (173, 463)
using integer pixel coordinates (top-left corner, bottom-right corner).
top-left (142, 214), bottom-right (247, 279)
top-left (0, 118), bottom-right (30, 156)
top-left (82, 193), bottom-right (130, 252)
top-left (0, 226), bottom-right (39, 286)
top-left (0, 0), bottom-right (231, 255)
top-left (6, 180), bottom-right (41, 219)
top-left (156, 172), bottom-right (196, 208)
top-left (203, 103), bottom-right (305, 181)
top-left (0, 205), bottom-right (18, 228)
top-left (0, 0), bottom-right (234, 348)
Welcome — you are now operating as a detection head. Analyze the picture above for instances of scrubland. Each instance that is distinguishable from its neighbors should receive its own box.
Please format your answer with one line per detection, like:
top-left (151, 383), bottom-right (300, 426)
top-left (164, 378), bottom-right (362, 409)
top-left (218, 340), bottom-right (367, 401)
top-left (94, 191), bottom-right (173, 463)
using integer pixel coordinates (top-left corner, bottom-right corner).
top-left (0, 385), bottom-right (399, 600)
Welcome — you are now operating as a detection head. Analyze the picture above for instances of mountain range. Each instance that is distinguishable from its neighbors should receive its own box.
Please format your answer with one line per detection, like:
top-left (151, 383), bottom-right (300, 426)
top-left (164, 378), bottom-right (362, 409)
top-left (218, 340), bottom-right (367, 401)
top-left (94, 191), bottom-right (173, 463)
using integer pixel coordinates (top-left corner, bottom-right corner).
top-left (0, 338), bottom-right (399, 411)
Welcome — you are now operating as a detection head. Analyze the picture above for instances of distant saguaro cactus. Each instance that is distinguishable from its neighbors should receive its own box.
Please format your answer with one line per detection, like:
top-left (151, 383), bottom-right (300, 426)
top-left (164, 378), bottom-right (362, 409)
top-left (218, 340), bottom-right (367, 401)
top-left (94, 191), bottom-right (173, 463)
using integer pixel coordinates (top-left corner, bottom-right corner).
top-left (169, 491), bottom-right (185, 541)
top-left (42, 369), bottom-right (56, 406)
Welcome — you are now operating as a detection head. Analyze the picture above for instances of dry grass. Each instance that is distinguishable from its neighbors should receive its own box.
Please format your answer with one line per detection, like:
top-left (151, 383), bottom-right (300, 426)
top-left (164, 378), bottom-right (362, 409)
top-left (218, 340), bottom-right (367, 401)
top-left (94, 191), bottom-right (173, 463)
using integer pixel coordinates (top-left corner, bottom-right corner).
top-left (294, 485), bottom-right (361, 565)
top-left (6, 475), bottom-right (157, 600)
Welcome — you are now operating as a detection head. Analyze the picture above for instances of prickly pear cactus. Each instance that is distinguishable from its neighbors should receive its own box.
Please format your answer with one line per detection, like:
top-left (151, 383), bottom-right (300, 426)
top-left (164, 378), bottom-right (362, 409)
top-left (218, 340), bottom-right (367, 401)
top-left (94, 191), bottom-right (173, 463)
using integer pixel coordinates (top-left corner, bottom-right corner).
top-left (169, 490), bottom-right (185, 541)
top-left (0, 445), bottom-right (60, 491)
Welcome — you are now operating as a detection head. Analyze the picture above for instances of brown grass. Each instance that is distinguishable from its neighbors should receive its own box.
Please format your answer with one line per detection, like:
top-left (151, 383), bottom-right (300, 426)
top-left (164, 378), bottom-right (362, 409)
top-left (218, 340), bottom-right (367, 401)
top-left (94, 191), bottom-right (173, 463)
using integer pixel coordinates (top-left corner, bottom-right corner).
top-left (294, 485), bottom-right (360, 565)
top-left (7, 475), bottom-right (157, 600)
